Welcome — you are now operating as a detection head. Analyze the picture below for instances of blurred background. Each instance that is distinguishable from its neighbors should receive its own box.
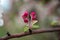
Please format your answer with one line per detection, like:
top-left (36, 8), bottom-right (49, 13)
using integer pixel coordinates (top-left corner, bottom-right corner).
top-left (0, 0), bottom-right (60, 40)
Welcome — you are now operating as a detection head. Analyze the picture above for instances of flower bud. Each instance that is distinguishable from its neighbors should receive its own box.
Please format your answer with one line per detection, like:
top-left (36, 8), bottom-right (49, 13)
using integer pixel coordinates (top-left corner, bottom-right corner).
top-left (24, 18), bottom-right (28, 23)
top-left (22, 11), bottom-right (28, 19)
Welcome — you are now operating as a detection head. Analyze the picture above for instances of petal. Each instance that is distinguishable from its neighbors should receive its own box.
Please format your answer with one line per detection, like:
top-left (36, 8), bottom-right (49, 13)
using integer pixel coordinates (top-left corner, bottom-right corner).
top-left (22, 11), bottom-right (28, 19)
top-left (24, 18), bottom-right (28, 23)
top-left (30, 11), bottom-right (36, 16)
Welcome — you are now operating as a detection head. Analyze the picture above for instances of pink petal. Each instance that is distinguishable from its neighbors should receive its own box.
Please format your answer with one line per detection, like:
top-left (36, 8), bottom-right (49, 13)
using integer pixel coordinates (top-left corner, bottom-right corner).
top-left (24, 18), bottom-right (28, 23)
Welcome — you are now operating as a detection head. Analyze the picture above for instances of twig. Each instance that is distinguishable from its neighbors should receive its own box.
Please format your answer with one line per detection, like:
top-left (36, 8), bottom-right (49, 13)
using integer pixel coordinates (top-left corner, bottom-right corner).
top-left (0, 27), bottom-right (60, 40)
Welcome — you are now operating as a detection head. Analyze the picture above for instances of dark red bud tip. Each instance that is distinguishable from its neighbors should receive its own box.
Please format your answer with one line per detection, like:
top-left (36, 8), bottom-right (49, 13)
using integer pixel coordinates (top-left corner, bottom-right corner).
top-left (22, 11), bottom-right (28, 19)
top-left (32, 16), bottom-right (36, 20)
top-left (31, 14), bottom-right (36, 20)
top-left (24, 18), bottom-right (28, 23)
top-left (22, 11), bottom-right (37, 23)
top-left (24, 13), bottom-right (28, 17)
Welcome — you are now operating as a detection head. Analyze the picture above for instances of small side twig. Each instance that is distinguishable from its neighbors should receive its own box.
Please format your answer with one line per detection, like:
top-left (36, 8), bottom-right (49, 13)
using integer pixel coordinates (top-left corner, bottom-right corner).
top-left (6, 32), bottom-right (11, 36)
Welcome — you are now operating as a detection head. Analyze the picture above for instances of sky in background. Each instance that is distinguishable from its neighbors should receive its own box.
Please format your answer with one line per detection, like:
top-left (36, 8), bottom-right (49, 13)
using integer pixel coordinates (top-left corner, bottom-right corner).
top-left (0, 0), bottom-right (11, 10)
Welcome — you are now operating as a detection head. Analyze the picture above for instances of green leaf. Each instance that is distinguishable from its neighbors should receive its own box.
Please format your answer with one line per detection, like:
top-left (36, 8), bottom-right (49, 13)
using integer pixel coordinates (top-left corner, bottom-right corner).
top-left (32, 22), bottom-right (39, 29)
top-left (50, 21), bottom-right (58, 26)
top-left (24, 26), bottom-right (29, 32)
top-left (32, 25), bottom-right (39, 29)
top-left (31, 20), bottom-right (39, 29)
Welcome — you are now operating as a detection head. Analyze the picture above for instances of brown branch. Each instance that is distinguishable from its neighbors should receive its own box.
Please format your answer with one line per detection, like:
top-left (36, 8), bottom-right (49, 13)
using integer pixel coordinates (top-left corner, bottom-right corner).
top-left (0, 28), bottom-right (60, 40)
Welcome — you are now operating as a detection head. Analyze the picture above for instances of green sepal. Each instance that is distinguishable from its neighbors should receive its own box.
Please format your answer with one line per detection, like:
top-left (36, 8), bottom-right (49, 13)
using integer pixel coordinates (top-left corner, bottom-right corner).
top-left (32, 22), bottom-right (39, 29)
top-left (23, 25), bottom-right (29, 32)
top-left (32, 25), bottom-right (39, 29)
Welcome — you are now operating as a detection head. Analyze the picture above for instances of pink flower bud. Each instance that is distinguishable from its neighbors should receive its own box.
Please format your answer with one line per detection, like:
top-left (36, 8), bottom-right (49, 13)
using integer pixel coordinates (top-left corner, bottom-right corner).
top-left (32, 15), bottom-right (36, 20)
top-left (22, 11), bottom-right (28, 19)
top-left (30, 11), bottom-right (37, 20)
top-left (24, 18), bottom-right (28, 23)
top-left (30, 11), bottom-right (36, 16)
top-left (22, 11), bottom-right (37, 23)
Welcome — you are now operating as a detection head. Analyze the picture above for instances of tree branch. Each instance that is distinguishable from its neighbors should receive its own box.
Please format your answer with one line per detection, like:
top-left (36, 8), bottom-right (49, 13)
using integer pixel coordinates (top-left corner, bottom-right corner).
top-left (0, 27), bottom-right (60, 40)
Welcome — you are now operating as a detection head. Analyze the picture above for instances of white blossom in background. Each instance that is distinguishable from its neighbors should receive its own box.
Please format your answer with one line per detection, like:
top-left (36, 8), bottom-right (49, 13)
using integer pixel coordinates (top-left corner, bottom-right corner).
top-left (0, 13), bottom-right (3, 18)
top-left (0, 19), bottom-right (4, 27)
top-left (0, 0), bottom-right (12, 27)
top-left (0, 6), bottom-right (4, 17)
top-left (0, 1), bottom-right (4, 27)
top-left (0, 10), bottom-right (4, 27)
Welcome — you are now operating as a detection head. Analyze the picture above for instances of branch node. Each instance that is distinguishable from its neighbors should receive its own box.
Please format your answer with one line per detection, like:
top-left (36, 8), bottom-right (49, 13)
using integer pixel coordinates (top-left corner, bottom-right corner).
top-left (29, 29), bottom-right (32, 34)
top-left (6, 32), bottom-right (11, 36)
